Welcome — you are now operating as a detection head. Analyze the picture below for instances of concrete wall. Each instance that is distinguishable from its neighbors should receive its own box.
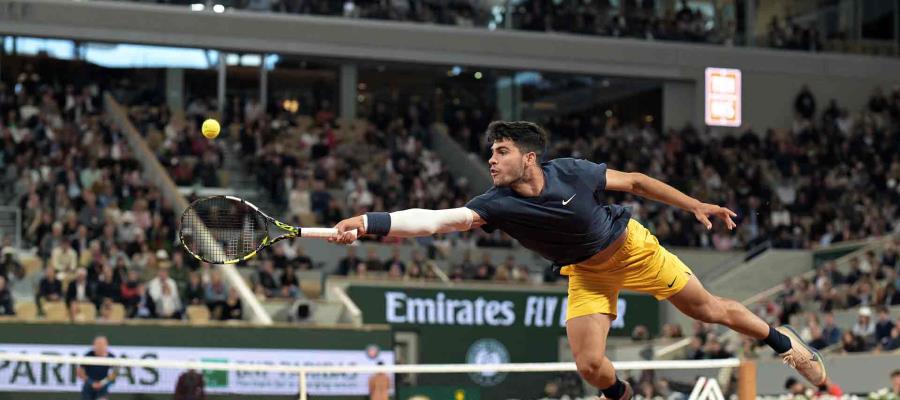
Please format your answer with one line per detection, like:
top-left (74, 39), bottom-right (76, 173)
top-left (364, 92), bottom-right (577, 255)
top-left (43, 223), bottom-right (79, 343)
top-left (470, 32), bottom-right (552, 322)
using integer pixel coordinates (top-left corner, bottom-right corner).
top-left (663, 80), bottom-right (696, 130)
top-left (756, 352), bottom-right (899, 395)
top-left (707, 250), bottom-right (812, 301)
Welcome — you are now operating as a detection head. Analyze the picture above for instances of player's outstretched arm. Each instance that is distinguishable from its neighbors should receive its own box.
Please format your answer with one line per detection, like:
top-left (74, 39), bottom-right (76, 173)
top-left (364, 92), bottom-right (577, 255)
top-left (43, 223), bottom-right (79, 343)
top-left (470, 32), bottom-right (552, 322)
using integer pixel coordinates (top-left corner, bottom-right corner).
top-left (328, 208), bottom-right (486, 244)
top-left (605, 168), bottom-right (737, 230)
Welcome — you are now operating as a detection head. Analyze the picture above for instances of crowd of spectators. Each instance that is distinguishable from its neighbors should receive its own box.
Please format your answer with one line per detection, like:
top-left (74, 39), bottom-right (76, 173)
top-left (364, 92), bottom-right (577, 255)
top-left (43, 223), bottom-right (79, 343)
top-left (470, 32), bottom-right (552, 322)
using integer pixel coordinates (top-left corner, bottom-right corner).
top-left (129, 0), bottom-right (743, 47)
top-left (766, 15), bottom-right (822, 52)
top-left (750, 240), bottom-right (900, 355)
top-left (448, 85), bottom-right (900, 252)
top-left (0, 68), bottom-right (257, 321)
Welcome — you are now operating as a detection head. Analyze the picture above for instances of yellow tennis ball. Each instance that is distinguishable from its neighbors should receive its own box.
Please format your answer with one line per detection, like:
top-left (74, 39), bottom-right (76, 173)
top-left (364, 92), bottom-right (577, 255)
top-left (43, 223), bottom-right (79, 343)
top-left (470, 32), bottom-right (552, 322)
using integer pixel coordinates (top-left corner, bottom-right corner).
top-left (201, 119), bottom-right (220, 139)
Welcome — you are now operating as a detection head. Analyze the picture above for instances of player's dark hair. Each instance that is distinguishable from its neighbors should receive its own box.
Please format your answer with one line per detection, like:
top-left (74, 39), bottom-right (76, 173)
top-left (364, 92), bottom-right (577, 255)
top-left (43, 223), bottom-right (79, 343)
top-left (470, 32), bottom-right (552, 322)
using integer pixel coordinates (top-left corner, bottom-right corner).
top-left (486, 121), bottom-right (548, 157)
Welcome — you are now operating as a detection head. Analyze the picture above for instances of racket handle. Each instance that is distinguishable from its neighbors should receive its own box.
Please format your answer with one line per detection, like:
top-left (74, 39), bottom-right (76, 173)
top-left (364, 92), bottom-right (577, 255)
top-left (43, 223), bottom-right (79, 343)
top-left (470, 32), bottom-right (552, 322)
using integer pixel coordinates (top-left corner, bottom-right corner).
top-left (301, 228), bottom-right (358, 241)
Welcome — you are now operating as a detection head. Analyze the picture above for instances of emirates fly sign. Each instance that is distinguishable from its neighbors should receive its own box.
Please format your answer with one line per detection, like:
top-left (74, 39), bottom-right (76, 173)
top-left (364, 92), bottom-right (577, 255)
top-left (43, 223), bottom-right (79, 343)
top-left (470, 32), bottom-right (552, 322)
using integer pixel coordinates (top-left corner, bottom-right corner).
top-left (705, 67), bottom-right (742, 127)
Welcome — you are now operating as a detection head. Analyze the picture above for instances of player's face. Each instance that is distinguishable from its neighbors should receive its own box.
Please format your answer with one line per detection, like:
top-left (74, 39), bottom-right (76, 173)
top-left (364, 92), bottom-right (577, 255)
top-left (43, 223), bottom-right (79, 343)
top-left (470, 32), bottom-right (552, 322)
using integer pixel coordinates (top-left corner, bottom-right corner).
top-left (93, 337), bottom-right (108, 356)
top-left (488, 140), bottom-right (527, 187)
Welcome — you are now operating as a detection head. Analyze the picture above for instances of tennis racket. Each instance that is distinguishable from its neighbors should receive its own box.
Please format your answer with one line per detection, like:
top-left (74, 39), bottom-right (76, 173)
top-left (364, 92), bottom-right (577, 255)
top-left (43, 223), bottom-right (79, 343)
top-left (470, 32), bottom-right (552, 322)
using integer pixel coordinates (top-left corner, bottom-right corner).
top-left (179, 195), bottom-right (354, 264)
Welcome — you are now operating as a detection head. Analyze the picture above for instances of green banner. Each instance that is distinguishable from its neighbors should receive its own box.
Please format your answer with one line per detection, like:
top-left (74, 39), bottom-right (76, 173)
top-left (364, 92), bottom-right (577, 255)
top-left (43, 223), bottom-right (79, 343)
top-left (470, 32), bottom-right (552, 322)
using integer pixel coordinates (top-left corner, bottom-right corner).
top-left (346, 284), bottom-right (659, 399)
top-left (346, 285), bottom-right (659, 335)
top-left (0, 320), bottom-right (390, 350)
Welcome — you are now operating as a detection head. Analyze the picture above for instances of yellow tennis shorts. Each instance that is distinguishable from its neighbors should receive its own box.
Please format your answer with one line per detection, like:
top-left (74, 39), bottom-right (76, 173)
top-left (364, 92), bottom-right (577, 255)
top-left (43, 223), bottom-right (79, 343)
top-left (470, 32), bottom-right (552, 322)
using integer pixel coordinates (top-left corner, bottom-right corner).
top-left (560, 218), bottom-right (694, 321)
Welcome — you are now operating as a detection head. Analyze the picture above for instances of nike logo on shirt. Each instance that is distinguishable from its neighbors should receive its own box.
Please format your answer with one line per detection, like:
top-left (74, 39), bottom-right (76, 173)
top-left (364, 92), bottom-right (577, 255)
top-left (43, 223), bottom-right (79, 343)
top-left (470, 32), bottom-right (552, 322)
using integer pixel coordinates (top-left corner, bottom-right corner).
top-left (562, 194), bottom-right (576, 205)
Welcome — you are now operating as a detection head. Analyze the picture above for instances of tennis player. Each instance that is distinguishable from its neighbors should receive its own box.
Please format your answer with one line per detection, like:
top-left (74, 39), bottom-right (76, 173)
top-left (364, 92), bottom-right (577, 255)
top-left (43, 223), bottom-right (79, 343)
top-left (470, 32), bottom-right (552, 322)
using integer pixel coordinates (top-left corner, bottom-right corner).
top-left (329, 121), bottom-right (826, 399)
top-left (77, 335), bottom-right (118, 400)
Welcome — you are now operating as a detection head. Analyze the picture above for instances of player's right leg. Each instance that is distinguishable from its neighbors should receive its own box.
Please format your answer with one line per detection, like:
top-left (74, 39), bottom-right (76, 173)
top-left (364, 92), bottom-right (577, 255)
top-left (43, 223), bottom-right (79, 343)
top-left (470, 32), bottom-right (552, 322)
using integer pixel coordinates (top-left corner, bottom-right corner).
top-left (566, 313), bottom-right (633, 400)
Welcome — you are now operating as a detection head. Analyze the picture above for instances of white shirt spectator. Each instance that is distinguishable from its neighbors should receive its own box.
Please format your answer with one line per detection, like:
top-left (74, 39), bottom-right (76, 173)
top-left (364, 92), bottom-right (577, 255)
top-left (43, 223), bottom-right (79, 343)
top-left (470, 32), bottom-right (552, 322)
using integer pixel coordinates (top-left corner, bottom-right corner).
top-left (147, 272), bottom-right (179, 303)
top-left (50, 244), bottom-right (78, 274)
top-left (289, 186), bottom-right (312, 218)
top-left (155, 287), bottom-right (182, 318)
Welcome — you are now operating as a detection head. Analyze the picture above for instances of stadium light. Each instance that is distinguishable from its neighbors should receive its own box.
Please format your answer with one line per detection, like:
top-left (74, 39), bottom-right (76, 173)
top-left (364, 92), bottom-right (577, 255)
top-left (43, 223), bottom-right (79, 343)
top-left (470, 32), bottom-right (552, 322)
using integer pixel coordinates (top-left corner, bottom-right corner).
top-left (212, 4), bottom-right (225, 13)
top-left (190, 3), bottom-right (204, 11)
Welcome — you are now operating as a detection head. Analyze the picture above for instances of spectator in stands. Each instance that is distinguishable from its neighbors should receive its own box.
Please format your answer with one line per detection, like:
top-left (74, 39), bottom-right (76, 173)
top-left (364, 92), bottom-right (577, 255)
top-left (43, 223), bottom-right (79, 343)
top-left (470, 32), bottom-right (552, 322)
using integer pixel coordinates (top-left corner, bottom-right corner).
top-left (184, 272), bottom-right (205, 305)
top-left (852, 306), bottom-right (877, 345)
top-left (64, 268), bottom-right (93, 309)
top-left (289, 244), bottom-right (314, 270)
top-left (6, 264), bottom-right (31, 303)
top-left (147, 267), bottom-right (178, 303)
top-left (890, 369), bottom-right (900, 397)
top-left (289, 179), bottom-right (312, 219)
top-left (51, 235), bottom-right (78, 276)
top-left (222, 288), bottom-right (243, 321)
top-left (448, 265), bottom-right (465, 281)
top-left (94, 266), bottom-right (121, 307)
top-left (252, 260), bottom-right (280, 298)
top-left (821, 312), bottom-right (841, 346)
top-left (280, 264), bottom-right (300, 298)
top-left (39, 222), bottom-right (65, 261)
top-left (336, 246), bottom-right (359, 276)
top-left (120, 270), bottom-right (142, 315)
top-left (167, 252), bottom-right (190, 287)
top-left (702, 335), bottom-right (732, 359)
top-left (383, 246), bottom-right (405, 274)
top-left (876, 307), bottom-right (896, 345)
top-left (784, 377), bottom-right (807, 397)
top-left (808, 324), bottom-right (829, 350)
top-left (841, 331), bottom-right (867, 353)
top-left (155, 281), bottom-right (183, 319)
top-left (686, 336), bottom-right (705, 359)
top-left (205, 271), bottom-right (229, 319)
top-left (881, 324), bottom-right (900, 351)
top-left (363, 246), bottom-right (383, 272)
top-left (660, 323), bottom-right (684, 339)
top-left (96, 298), bottom-right (117, 323)
top-left (1, 249), bottom-right (20, 281)
top-left (132, 283), bottom-right (157, 319)
top-left (0, 276), bottom-right (14, 315)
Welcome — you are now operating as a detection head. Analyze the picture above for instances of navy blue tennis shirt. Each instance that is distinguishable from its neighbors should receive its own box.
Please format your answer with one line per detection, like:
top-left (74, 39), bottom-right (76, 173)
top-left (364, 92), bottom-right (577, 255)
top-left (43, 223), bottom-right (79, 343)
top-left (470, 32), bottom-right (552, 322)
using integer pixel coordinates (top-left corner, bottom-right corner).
top-left (465, 158), bottom-right (632, 266)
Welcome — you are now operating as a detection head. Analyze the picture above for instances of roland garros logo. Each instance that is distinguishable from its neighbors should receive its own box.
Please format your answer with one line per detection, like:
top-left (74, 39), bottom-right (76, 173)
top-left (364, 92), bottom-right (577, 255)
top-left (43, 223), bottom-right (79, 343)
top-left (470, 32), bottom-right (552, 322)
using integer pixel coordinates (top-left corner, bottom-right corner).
top-left (465, 338), bottom-right (509, 386)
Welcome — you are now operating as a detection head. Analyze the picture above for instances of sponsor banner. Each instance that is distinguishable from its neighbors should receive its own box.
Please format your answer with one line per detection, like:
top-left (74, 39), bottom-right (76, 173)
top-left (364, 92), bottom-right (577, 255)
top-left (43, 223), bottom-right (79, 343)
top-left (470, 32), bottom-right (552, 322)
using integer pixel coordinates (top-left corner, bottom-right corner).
top-left (0, 344), bottom-right (393, 396)
top-left (347, 286), bottom-right (660, 335)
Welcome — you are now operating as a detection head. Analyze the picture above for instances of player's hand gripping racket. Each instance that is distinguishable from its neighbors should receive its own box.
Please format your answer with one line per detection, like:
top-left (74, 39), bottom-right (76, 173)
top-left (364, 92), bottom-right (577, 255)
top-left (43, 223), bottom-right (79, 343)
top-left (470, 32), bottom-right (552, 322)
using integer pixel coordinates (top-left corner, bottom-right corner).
top-left (179, 195), bottom-right (355, 264)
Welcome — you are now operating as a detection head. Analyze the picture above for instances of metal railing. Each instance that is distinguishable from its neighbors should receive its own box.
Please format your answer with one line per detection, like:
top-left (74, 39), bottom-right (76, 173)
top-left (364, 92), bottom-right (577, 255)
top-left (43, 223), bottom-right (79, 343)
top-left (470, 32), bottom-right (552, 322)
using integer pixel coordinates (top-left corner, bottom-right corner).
top-left (0, 206), bottom-right (21, 249)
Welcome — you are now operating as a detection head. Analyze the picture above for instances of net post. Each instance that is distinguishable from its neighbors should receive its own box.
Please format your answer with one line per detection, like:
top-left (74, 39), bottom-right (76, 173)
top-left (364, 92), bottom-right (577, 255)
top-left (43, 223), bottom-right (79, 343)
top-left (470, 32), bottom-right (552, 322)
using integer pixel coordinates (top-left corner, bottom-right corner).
top-left (298, 370), bottom-right (308, 400)
top-left (737, 359), bottom-right (756, 400)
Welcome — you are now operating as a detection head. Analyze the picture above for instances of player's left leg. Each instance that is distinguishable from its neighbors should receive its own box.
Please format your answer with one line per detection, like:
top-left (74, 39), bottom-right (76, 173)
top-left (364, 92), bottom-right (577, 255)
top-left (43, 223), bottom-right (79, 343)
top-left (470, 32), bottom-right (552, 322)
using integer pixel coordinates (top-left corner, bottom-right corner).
top-left (667, 271), bottom-right (827, 386)
top-left (666, 275), bottom-right (769, 338)
top-left (616, 218), bottom-right (826, 386)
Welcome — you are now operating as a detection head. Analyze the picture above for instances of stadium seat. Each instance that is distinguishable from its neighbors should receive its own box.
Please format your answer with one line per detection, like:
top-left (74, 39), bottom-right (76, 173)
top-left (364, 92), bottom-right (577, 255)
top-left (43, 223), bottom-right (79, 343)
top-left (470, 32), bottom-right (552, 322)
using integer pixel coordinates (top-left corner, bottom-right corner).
top-left (186, 305), bottom-right (211, 323)
top-left (298, 212), bottom-right (318, 228)
top-left (20, 256), bottom-right (43, 276)
top-left (72, 302), bottom-right (97, 322)
top-left (107, 303), bottom-right (126, 322)
top-left (42, 301), bottom-right (69, 321)
top-left (300, 281), bottom-right (322, 299)
top-left (296, 270), bottom-right (323, 299)
top-left (13, 302), bottom-right (38, 321)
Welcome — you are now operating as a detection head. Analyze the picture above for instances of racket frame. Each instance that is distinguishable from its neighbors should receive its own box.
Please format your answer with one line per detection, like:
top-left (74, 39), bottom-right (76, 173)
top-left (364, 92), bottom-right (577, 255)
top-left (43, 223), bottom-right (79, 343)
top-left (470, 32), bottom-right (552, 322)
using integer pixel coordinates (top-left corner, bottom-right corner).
top-left (180, 195), bottom-right (327, 264)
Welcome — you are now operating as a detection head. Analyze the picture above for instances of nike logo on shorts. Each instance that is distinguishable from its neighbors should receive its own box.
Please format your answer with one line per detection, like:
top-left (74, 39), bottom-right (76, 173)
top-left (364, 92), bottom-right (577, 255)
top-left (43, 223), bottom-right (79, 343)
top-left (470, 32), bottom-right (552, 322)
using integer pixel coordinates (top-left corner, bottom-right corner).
top-left (667, 277), bottom-right (677, 288)
top-left (562, 194), bottom-right (576, 205)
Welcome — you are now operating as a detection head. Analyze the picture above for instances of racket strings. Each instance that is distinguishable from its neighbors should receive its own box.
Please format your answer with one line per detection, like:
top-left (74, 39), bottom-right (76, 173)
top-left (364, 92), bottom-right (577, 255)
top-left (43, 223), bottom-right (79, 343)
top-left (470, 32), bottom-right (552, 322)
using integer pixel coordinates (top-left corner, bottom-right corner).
top-left (180, 197), bottom-right (268, 263)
